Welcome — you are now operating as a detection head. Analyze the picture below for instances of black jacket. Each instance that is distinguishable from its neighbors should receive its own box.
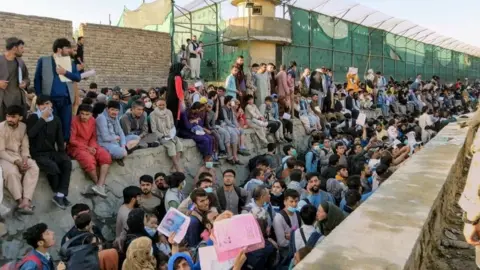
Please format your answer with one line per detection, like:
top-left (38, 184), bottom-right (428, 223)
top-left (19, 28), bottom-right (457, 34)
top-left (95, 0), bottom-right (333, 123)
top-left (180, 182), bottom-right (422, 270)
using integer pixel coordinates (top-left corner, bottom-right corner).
top-left (26, 114), bottom-right (65, 156)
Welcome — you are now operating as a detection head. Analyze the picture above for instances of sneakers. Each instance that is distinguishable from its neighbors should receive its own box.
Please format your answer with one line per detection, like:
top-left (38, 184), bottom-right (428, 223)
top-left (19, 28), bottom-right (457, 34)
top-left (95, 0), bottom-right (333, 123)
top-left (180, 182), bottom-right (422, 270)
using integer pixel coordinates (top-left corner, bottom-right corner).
top-left (148, 141), bottom-right (160, 148)
top-left (52, 196), bottom-right (66, 209)
top-left (91, 185), bottom-right (107, 198)
top-left (116, 159), bottom-right (125, 167)
top-left (218, 151), bottom-right (228, 159)
top-left (63, 197), bottom-right (72, 207)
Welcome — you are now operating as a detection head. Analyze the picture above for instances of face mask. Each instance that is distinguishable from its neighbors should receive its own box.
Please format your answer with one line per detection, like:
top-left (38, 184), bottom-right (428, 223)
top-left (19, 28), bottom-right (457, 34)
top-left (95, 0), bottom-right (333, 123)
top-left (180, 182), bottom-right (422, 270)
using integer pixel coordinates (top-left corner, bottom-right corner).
top-left (145, 102), bottom-right (152, 108)
top-left (272, 191), bottom-right (283, 197)
top-left (287, 206), bottom-right (297, 213)
top-left (307, 99), bottom-right (312, 104)
top-left (291, 149), bottom-right (297, 157)
top-left (204, 187), bottom-right (213, 193)
top-left (205, 162), bottom-right (213, 169)
top-left (145, 226), bottom-right (156, 237)
top-left (313, 145), bottom-right (320, 151)
top-left (263, 202), bottom-right (269, 209)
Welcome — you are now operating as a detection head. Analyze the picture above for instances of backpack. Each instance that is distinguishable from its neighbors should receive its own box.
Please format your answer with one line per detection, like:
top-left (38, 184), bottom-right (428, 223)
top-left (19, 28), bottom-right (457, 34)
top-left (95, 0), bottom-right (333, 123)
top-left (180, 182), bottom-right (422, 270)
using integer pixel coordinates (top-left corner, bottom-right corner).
top-left (216, 186), bottom-right (246, 214)
top-left (279, 210), bottom-right (302, 230)
top-left (299, 228), bottom-right (322, 248)
top-left (0, 251), bottom-right (42, 270)
top-left (59, 232), bottom-right (100, 270)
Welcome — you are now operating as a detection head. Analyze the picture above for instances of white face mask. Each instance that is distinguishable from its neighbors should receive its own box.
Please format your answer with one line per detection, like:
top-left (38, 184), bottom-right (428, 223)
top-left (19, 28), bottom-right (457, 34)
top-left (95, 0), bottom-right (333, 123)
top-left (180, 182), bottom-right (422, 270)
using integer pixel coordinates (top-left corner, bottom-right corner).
top-left (145, 102), bottom-right (152, 108)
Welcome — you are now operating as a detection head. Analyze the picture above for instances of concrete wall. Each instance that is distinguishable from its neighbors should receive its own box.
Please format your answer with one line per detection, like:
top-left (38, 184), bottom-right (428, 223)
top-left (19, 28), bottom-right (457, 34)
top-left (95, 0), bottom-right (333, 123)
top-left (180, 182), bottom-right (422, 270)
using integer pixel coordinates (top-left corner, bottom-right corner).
top-left (0, 12), bottom-right (171, 91)
top-left (0, 12), bottom-right (72, 76)
top-left (0, 120), bottom-right (309, 261)
top-left (295, 119), bottom-right (472, 270)
top-left (78, 24), bottom-right (171, 90)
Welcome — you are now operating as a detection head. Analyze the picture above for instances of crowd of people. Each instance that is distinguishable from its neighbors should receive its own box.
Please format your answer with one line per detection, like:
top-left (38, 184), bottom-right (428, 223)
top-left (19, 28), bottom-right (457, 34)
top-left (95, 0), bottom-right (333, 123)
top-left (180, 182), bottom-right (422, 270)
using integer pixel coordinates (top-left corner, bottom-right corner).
top-left (0, 34), bottom-right (479, 270)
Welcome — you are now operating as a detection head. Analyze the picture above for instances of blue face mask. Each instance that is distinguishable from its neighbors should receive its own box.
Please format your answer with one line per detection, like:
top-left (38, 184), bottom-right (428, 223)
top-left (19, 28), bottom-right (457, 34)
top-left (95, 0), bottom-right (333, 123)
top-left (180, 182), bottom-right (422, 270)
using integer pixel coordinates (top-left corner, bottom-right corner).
top-left (287, 206), bottom-right (297, 213)
top-left (145, 227), bottom-right (156, 237)
top-left (263, 202), bottom-right (269, 209)
top-left (204, 187), bottom-right (213, 193)
top-left (206, 162), bottom-right (214, 169)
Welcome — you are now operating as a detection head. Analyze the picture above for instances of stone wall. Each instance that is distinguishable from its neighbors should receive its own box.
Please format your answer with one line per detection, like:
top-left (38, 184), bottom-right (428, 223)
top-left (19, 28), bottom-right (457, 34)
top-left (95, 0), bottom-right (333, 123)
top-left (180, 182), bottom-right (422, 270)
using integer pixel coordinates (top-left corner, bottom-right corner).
top-left (0, 12), bottom-right (72, 75)
top-left (295, 118), bottom-right (472, 270)
top-left (78, 24), bottom-right (171, 90)
top-left (0, 120), bottom-right (309, 261)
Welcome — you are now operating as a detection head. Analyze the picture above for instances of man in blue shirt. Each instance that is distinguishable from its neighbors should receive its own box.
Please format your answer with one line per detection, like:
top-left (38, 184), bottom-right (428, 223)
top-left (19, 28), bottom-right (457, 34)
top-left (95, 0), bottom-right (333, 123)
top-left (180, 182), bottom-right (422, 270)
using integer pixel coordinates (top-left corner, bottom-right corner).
top-left (34, 38), bottom-right (81, 142)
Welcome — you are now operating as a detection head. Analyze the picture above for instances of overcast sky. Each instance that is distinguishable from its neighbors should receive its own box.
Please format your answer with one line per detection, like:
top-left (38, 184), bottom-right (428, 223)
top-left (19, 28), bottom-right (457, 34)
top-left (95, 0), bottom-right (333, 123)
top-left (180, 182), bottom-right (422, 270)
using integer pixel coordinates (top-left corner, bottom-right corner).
top-left (2, 0), bottom-right (479, 47)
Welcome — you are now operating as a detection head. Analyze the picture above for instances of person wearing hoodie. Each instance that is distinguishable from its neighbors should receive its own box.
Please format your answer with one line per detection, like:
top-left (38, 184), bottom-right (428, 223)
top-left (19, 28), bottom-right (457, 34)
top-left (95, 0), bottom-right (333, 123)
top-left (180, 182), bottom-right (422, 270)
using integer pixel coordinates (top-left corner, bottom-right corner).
top-left (96, 100), bottom-right (140, 166)
top-left (316, 201), bottom-right (346, 236)
top-left (301, 173), bottom-right (335, 209)
top-left (150, 98), bottom-right (184, 172)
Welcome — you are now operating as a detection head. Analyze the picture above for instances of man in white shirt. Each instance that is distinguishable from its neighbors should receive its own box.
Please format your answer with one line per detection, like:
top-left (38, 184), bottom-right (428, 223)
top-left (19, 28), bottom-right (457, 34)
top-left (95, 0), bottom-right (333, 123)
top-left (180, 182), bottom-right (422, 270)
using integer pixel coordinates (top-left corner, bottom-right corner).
top-left (188, 35), bottom-right (201, 80)
top-left (418, 107), bottom-right (436, 143)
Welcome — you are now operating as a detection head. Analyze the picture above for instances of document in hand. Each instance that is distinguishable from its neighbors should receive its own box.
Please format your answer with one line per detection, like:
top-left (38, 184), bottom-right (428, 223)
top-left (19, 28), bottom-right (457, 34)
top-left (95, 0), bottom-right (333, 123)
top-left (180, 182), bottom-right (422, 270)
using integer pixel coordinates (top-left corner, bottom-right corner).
top-left (212, 213), bottom-right (264, 261)
top-left (157, 207), bottom-right (190, 243)
top-left (199, 246), bottom-right (235, 270)
top-left (356, 112), bottom-right (366, 126)
top-left (81, 69), bottom-right (96, 79)
top-left (54, 56), bottom-right (73, 82)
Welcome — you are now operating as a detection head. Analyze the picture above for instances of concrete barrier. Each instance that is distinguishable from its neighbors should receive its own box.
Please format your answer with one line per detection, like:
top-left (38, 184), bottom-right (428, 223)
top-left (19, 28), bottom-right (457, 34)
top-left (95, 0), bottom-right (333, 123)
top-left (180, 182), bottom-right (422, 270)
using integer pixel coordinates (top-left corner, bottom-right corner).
top-left (295, 118), bottom-right (471, 270)
top-left (0, 120), bottom-right (309, 261)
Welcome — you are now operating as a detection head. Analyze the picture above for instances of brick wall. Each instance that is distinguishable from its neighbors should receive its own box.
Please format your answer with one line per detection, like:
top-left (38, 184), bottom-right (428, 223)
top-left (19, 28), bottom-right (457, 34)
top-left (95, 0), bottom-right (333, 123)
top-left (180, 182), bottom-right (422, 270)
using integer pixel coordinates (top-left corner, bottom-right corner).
top-left (79, 24), bottom-right (171, 90)
top-left (0, 12), bottom-right (73, 77)
top-left (0, 12), bottom-right (172, 91)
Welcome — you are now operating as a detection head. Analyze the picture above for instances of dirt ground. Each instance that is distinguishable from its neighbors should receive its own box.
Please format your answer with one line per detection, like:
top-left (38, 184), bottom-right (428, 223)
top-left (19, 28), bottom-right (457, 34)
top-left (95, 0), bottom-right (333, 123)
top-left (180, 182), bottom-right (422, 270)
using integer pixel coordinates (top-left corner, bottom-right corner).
top-left (433, 158), bottom-right (477, 270)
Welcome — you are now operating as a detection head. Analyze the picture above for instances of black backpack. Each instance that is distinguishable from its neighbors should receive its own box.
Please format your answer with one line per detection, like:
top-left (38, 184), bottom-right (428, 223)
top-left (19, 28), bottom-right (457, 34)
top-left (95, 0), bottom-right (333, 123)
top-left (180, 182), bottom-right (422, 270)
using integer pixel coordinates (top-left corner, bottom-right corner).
top-left (59, 233), bottom-right (100, 270)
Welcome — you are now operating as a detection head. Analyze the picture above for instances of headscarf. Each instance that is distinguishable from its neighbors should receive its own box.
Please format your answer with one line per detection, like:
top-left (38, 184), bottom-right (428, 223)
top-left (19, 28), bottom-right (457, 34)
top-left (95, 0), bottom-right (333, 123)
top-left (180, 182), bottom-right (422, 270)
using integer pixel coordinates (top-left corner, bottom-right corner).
top-left (122, 237), bottom-right (156, 270)
top-left (167, 63), bottom-right (186, 123)
top-left (318, 201), bottom-right (346, 236)
top-left (167, 252), bottom-right (194, 270)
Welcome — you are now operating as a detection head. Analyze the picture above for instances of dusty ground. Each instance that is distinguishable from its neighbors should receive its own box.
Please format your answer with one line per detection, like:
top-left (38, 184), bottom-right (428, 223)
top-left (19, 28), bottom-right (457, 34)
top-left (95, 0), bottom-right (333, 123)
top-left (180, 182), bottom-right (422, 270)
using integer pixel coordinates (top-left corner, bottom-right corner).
top-left (432, 157), bottom-right (477, 270)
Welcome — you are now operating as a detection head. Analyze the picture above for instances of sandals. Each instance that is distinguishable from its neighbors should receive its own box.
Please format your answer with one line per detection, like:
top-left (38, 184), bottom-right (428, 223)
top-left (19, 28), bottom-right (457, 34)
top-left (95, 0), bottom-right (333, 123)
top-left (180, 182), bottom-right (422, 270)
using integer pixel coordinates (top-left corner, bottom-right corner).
top-left (16, 205), bottom-right (35, 215)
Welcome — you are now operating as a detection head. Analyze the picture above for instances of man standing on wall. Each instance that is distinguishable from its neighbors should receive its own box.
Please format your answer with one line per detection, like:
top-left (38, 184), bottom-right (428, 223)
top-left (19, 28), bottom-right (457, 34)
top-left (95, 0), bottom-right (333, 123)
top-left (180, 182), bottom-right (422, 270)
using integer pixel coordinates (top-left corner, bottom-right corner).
top-left (189, 35), bottom-right (201, 80)
top-left (34, 38), bottom-right (81, 142)
top-left (0, 37), bottom-right (30, 121)
top-left (76, 36), bottom-right (84, 67)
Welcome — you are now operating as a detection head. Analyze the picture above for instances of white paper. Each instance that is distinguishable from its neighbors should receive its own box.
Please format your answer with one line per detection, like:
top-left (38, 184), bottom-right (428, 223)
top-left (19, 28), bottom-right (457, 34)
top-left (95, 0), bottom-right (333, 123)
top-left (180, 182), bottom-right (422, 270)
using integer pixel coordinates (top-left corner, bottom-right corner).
top-left (157, 208), bottom-right (190, 243)
top-left (81, 69), bottom-right (96, 79)
top-left (348, 67), bottom-right (358, 75)
top-left (199, 246), bottom-right (235, 270)
top-left (54, 56), bottom-right (73, 82)
top-left (314, 106), bottom-right (321, 113)
top-left (356, 112), bottom-right (366, 126)
top-left (283, 113), bottom-right (291, 120)
top-left (18, 67), bottom-right (23, 84)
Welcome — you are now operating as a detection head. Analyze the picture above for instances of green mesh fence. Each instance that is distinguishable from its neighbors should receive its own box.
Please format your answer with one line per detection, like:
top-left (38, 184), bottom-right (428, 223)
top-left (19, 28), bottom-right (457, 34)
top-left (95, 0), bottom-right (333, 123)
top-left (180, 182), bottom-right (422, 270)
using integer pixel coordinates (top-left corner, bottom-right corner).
top-left (284, 6), bottom-right (480, 83)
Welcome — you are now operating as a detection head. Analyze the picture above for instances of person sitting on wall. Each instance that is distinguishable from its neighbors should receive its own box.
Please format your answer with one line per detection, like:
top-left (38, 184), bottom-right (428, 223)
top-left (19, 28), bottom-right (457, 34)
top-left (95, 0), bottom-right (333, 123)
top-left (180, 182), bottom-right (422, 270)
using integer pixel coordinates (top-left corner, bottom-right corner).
top-left (120, 100), bottom-right (159, 149)
top-left (68, 104), bottom-right (112, 197)
top-left (26, 95), bottom-right (72, 209)
top-left (96, 100), bottom-right (140, 167)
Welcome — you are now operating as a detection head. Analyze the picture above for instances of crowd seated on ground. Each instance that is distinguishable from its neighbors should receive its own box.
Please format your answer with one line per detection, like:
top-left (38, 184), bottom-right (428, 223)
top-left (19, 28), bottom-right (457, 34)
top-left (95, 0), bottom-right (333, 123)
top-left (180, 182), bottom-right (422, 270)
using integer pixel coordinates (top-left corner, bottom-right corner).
top-left (1, 36), bottom-right (479, 270)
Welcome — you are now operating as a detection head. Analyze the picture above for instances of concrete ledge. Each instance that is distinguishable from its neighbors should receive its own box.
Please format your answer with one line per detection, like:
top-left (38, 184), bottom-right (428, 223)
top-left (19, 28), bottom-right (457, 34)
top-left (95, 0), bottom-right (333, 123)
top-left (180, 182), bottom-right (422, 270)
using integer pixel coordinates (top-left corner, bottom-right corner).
top-left (295, 119), bottom-right (471, 270)
top-left (1, 120), bottom-right (308, 261)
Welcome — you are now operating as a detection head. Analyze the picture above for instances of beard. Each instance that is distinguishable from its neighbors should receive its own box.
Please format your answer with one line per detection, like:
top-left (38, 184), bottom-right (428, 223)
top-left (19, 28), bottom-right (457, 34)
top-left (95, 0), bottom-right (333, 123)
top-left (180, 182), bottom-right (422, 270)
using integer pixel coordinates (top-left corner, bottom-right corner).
top-left (310, 186), bottom-right (320, 193)
top-left (142, 189), bottom-right (151, 195)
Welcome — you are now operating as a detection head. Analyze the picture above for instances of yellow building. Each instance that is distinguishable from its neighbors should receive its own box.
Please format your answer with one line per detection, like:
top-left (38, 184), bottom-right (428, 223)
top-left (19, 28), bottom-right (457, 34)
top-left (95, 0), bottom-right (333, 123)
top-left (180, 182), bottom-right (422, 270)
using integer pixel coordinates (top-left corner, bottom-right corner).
top-left (223, 0), bottom-right (292, 65)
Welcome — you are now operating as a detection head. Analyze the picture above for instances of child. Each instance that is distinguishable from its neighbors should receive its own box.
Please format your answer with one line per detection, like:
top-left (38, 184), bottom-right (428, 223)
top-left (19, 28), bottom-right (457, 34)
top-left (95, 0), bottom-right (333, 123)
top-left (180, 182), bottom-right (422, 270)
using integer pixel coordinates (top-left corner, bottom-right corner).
top-left (145, 214), bottom-right (172, 256)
